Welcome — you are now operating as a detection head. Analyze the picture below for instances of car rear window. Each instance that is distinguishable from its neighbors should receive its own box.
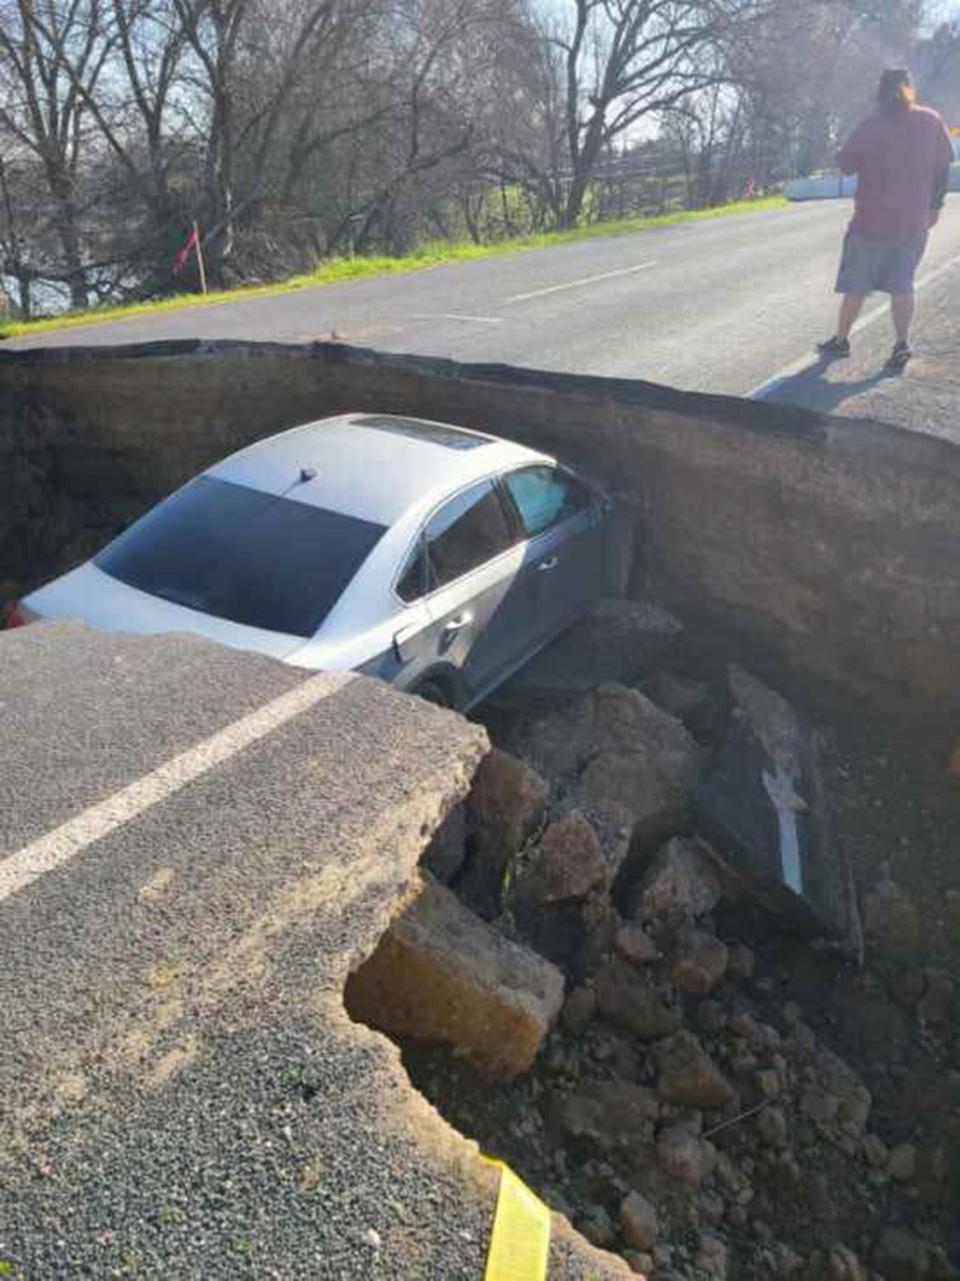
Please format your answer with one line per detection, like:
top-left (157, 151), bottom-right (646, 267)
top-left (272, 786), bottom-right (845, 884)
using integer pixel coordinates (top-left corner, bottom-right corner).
top-left (95, 475), bottom-right (386, 638)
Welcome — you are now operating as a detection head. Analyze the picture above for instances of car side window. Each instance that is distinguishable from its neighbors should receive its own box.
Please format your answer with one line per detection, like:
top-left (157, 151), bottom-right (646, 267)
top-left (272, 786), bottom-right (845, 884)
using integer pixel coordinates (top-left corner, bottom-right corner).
top-left (424, 480), bottom-right (514, 590)
top-left (503, 465), bottom-right (592, 538)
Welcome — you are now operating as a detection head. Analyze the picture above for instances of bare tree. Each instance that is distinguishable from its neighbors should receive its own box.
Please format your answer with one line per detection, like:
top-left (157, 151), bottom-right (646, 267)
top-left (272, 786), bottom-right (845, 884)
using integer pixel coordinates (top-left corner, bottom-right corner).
top-left (0, 0), bottom-right (116, 306)
top-left (545, 0), bottom-right (762, 227)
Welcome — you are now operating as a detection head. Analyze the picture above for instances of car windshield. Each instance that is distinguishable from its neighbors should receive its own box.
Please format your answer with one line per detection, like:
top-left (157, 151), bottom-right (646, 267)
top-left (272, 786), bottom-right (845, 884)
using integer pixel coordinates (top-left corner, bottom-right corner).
top-left (95, 475), bottom-right (386, 638)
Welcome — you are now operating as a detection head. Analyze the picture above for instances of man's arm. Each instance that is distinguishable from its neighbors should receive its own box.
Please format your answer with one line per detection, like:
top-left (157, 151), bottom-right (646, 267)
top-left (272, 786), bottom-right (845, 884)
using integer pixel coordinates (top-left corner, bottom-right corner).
top-left (932, 164), bottom-right (950, 212)
top-left (930, 116), bottom-right (954, 221)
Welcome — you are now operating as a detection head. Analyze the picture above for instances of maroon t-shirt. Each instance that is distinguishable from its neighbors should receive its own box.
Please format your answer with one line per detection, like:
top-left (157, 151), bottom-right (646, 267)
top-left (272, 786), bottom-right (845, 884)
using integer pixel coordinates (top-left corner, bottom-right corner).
top-left (838, 105), bottom-right (953, 240)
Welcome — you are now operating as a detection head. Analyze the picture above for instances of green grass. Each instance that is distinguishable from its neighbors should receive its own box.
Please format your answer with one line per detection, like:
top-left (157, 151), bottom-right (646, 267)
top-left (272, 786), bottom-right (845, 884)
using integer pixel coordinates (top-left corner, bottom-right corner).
top-left (0, 194), bottom-right (786, 340)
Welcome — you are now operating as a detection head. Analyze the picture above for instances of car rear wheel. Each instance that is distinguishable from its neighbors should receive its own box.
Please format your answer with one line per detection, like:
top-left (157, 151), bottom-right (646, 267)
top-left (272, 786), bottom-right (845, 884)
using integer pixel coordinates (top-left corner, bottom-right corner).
top-left (412, 678), bottom-right (453, 709)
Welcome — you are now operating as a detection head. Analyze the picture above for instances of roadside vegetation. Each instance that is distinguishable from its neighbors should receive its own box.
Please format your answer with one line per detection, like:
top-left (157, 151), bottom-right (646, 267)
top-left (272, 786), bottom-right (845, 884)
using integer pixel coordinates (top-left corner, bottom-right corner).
top-left (0, 0), bottom-right (953, 327)
top-left (0, 194), bottom-right (786, 340)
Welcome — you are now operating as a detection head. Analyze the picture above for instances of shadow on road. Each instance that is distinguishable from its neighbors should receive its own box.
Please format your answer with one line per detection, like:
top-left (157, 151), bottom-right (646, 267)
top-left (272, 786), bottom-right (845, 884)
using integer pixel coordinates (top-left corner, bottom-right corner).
top-left (758, 353), bottom-right (902, 415)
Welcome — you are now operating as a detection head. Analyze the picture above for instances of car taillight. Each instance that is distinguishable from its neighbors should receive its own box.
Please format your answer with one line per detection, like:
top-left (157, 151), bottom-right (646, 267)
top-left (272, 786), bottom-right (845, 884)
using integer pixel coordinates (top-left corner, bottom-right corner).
top-left (2, 601), bottom-right (28, 629)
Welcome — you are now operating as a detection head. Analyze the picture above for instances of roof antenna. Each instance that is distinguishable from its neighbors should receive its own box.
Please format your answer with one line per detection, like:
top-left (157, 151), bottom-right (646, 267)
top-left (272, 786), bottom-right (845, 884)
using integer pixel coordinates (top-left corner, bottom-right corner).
top-left (299, 467), bottom-right (318, 483)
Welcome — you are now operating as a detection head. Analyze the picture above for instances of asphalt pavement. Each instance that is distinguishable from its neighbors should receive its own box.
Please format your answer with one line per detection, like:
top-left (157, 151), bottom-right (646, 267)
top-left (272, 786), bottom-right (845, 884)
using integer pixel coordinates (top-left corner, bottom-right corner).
top-left (9, 199), bottom-right (959, 405)
top-left (0, 622), bottom-right (625, 1278)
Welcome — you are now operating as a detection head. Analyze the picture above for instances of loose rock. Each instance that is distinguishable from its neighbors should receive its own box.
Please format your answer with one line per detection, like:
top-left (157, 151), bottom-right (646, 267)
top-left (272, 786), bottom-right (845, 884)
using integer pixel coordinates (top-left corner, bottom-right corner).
top-left (727, 944), bottom-right (756, 981)
top-left (863, 1134), bottom-right (888, 1169)
top-left (620, 1191), bottom-right (659, 1250)
top-left (550, 1081), bottom-right (660, 1151)
top-left (697, 1233), bottom-right (729, 1278)
top-left (671, 927), bottom-right (729, 997)
top-left (888, 1143), bottom-right (917, 1182)
top-left (863, 877), bottom-right (922, 958)
top-left (873, 1227), bottom-right (930, 1281)
top-left (561, 985), bottom-right (597, 1037)
top-left (657, 1125), bottom-right (719, 1185)
top-left (521, 810), bottom-right (608, 904)
top-left (756, 1106), bottom-right (789, 1149)
top-left (656, 1031), bottom-right (736, 1109)
top-left (640, 837), bottom-right (723, 920)
top-left (615, 923), bottom-right (660, 966)
top-left (596, 961), bottom-right (682, 1041)
top-left (514, 683), bottom-right (702, 845)
top-left (918, 970), bottom-right (954, 1026)
top-left (462, 749), bottom-right (548, 916)
top-left (421, 802), bottom-right (467, 884)
top-left (826, 1245), bottom-right (867, 1281)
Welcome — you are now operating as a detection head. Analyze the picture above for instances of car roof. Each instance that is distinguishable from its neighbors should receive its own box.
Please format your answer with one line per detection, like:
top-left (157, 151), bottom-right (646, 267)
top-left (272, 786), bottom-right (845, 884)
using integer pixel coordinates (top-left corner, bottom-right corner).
top-left (208, 413), bottom-right (552, 526)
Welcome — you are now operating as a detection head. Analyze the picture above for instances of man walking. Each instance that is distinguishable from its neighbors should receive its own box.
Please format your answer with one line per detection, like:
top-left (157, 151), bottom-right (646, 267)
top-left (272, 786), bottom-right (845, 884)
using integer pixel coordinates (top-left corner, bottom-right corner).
top-left (818, 68), bottom-right (953, 371)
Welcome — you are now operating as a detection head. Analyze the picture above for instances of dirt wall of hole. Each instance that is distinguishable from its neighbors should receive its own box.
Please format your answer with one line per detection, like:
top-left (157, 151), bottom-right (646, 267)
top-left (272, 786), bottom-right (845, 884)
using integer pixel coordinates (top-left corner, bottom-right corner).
top-left (2, 338), bottom-right (958, 750)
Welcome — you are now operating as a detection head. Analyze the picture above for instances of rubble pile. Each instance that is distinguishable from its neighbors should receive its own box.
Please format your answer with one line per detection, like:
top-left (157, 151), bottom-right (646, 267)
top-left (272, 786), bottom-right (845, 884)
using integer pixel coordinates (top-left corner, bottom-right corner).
top-left (346, 599), bottom-right (959, 1280)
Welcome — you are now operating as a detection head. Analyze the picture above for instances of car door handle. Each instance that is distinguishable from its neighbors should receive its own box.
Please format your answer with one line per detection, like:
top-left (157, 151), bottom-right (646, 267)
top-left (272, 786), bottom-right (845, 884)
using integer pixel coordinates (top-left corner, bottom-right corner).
top-left (443, 612), bottom-right (473, 634)
top-left (537, 557), bottom-right (559, 573)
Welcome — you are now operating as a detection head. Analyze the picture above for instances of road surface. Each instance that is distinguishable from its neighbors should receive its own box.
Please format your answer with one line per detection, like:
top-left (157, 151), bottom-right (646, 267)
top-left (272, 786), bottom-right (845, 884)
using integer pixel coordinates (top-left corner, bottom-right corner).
top-left (0, 621), bottom-right (616, 1278)
top-left (9, 199), bottom-right (959, 404)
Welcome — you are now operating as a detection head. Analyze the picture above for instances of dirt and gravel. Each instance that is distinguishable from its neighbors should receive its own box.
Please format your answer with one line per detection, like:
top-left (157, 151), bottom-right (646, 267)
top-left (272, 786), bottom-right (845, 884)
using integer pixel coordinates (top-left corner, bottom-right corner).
top-left (366, 600), bottom-right (960, 1281)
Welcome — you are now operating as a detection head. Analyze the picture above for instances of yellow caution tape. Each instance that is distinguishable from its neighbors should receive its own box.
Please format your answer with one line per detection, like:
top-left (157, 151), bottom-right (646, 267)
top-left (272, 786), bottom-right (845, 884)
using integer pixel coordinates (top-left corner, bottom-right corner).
top-left (481, 1157), bottom-right (551, 1281)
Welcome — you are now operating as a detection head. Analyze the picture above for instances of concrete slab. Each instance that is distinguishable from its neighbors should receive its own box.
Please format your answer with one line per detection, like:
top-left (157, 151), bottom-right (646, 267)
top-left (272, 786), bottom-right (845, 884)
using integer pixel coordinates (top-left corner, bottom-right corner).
top-left (0, 622), bottom-right (625, 1278)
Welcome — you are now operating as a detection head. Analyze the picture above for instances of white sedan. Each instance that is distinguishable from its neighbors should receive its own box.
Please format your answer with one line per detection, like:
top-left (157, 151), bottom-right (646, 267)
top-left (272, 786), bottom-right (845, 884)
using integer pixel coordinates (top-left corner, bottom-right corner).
top-left (17, 413), bottom-right (612, 709)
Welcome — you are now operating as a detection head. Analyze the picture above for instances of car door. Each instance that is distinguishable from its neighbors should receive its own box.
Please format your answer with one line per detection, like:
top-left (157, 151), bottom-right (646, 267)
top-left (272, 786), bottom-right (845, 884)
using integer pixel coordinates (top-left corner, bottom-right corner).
top-left (397, 478), bottom-right (531, 702)
top-left (501, 464), bottom-right (606, 648)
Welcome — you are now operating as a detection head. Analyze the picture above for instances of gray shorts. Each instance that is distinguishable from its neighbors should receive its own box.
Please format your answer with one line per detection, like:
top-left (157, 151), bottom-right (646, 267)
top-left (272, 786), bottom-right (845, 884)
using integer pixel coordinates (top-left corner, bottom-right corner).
top-left (835, 230), bottom-right (928, 296)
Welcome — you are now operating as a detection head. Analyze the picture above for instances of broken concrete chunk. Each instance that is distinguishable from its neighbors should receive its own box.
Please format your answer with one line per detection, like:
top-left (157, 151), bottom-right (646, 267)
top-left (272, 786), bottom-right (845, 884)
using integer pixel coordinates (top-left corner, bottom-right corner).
top-left (459, 748), bottom-right (548, 917)
top-left (638, 837), bottom-right (723, 920)
top-left (506, 684), bottom-right (702, 842)
top-left (596, 961), bottom-right (682, 1041)
top-left (498, 597), bottom-right (683, 701)
top-left (655, 1031), bottom-right (735, 1109)
top-left (574, 691), bottom-right (702, 819)
top-left (520, 810), bottom-right (608, 903)
top-left (344, 881), bottom-right (563, 1081)
top-left (695, 666), bottom-right (854, 942)
top-left (671, 928), bottom-right (729, 997)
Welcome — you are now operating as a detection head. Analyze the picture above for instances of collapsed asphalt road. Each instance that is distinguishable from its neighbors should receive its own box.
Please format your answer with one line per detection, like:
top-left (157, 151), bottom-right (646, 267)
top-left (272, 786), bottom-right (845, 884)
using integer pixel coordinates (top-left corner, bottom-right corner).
top-left (0, 621), bottom-right (622, 1279)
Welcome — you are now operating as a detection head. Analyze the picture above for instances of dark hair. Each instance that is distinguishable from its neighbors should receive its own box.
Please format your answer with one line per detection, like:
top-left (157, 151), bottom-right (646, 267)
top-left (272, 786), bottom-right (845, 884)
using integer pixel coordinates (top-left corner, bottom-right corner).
top-left (877, 68), bottom-right (916, 115)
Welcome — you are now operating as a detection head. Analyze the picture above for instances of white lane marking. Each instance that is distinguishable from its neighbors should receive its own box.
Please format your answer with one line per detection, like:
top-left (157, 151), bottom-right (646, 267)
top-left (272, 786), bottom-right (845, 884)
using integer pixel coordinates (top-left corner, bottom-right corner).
top-left (0, 671), bottom-right (354, 905)
top-left (505, 260), bottom-right (657, 304)
top-left (413, 312), bottom-right (504, 325)
top-left (748, 248), bottom-right (960, 400)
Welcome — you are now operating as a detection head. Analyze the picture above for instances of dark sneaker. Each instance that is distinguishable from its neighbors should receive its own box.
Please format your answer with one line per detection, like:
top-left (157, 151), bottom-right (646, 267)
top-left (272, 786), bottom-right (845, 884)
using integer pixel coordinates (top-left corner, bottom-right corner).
top-left (817, 335), bottom-right (851, 358)
top-left (885, 340), bottom-right (912, 372)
